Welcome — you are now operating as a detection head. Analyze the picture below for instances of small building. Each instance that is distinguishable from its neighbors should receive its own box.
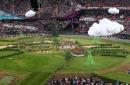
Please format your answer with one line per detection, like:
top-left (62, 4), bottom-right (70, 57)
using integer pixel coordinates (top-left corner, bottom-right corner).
top-left (72, 48), bottom-right (85, 57)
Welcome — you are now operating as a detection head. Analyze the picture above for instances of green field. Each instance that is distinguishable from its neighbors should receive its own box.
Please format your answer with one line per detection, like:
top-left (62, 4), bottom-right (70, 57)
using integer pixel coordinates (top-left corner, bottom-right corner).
top-left (0, 35), bottom-right (130, 85)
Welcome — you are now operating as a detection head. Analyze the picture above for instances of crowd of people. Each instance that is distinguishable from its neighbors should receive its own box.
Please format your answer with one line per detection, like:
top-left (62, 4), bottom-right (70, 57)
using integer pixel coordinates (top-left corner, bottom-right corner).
top-left (0, 0), bottom-right (31, 16)
top-left (82, 0), bottom-right (130, 7)
top-left (1, 0), bottom-right (130, 16)
top-left (0, 0), bottom-right (130, 39)
top-left (48, 76), bottom-right (109, 85)
top-left (47, 76), bottom-right (128, 85)
top-left (0, 0), bottom-right (78, 17)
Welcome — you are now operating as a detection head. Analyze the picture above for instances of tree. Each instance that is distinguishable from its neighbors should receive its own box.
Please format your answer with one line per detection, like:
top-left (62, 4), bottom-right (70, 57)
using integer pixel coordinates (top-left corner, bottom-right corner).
top-left (53, 37), bottom-right (59, 49)
top-left (75, 41), bottom-right (81, 47)
top-left (64, 51), bottom-right (73, 66)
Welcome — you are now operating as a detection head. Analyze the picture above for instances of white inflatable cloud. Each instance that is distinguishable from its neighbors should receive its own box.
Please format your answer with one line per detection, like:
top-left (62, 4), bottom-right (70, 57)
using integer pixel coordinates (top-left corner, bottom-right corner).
top-left (25, 10), bottom-right (36, 18)
top-left (88, 18), bottom-right (124, 36)
top-left (108, 7), bottom-right (120, 14)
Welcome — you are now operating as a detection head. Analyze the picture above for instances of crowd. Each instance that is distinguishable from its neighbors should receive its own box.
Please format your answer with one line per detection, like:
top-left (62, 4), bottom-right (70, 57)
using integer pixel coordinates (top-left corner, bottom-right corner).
top-left (48, 76), bottom-right (109, 85)
top-left (82, 0), bottom-right (130, 7)
top-left (1, 0), bottom-right (130, 17)
top-left (0, 0), bottom-right (130, 18)
top-left (47, 76), bottom-right (128, 85)
top-left (0, 0), bottom-right (130, 38)
top-left (0, 0), bottom-right (78, 17)
top-left (0, 0), bottom-right (31, 16)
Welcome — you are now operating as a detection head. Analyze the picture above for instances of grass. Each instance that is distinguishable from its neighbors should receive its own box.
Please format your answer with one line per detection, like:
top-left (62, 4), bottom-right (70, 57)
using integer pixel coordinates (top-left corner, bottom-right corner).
top-left (0, 35), bottom-right (130, 84)
top-left (62, 55), bottom-right (125, 72)
top-left (0, 48), bottom-right (22, 58)
top-left (0, 52), bottom-right (64, 72)
top-left (0, 50), bottom-right (17, 58)
top-left (0, 52), bottom-right (64, 85)
top-left (20, 72), bottom-right (52, 85)
top-left (100, 72), bottom-right (130, 83)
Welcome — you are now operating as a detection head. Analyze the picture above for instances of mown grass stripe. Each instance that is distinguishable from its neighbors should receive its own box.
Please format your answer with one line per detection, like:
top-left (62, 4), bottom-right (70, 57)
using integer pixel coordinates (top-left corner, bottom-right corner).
top-left (20, 72), bottom-right (52, 85)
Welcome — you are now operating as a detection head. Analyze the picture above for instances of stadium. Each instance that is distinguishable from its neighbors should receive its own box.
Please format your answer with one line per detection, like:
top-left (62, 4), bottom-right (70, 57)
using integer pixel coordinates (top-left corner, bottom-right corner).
top-left (0, 0), bottom-right (130, 85)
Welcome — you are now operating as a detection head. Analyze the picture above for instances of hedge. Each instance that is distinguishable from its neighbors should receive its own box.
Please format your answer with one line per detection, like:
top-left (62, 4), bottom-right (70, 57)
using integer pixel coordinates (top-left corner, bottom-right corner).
top-left (91, 48), bottom-right (128, 57)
